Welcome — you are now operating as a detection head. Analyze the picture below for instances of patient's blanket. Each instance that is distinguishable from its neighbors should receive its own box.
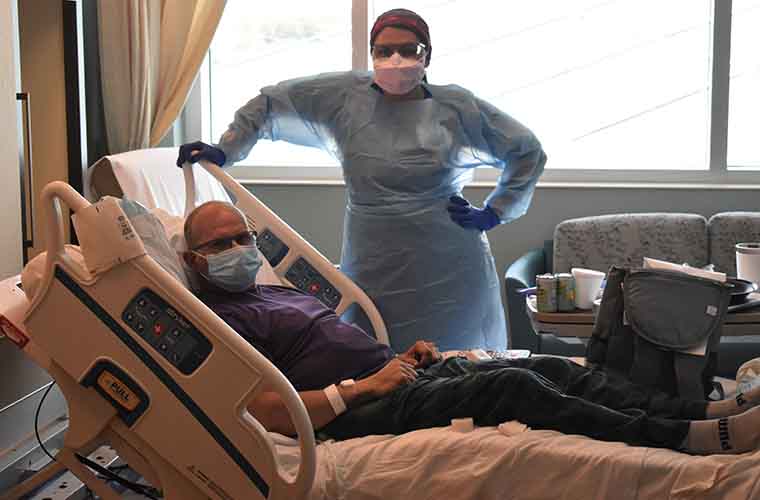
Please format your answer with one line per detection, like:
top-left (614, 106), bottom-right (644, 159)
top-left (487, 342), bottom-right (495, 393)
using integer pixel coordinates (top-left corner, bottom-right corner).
top-left (275, 425), bottom-right (760, 500)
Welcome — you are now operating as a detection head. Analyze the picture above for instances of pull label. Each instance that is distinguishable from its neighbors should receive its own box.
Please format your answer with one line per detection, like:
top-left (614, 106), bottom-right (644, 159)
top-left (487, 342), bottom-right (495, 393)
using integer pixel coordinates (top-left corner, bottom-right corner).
top-left (97, 370), bottom-right (140, 411)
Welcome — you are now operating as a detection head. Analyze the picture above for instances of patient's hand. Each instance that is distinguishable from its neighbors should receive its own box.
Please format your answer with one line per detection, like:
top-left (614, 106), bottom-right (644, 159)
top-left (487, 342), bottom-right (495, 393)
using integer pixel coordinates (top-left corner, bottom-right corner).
top-left (397, 340), bottom-right (442, 369)
top-left (363, 358), bottom-right (418, 398)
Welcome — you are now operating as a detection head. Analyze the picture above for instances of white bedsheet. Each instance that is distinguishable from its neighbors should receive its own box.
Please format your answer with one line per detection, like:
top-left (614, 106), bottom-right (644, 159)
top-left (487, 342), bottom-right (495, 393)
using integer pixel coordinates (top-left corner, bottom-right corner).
top-left (274, 424), bottom-right (760, 500)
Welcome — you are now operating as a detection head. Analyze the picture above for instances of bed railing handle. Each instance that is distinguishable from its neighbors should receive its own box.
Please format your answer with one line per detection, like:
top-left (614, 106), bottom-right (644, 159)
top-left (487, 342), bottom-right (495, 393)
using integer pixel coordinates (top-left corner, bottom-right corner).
top-left (238, 367), bottom-right (317, 500)
top-left (41, 181), bottom-right (90, 259)
top-left (23, 181), bottom-right (92, 308)
top-left (182, 161), bottom-right (198, 217)
top-left (335, 297), bottom-right (389, 346)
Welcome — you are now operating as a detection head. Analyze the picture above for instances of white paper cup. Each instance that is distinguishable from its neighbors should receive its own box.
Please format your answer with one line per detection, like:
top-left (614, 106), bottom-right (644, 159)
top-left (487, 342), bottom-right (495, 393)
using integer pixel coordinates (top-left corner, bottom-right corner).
top-left (736, 243), bottom-right (760, 285)
top-left (571, 267), bottom-right (606, 310)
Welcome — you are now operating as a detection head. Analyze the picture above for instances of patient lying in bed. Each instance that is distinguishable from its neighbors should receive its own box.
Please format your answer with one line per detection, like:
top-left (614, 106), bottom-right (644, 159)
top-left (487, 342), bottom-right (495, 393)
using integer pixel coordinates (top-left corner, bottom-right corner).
top-left (182, 200), bottom-right (760, 456)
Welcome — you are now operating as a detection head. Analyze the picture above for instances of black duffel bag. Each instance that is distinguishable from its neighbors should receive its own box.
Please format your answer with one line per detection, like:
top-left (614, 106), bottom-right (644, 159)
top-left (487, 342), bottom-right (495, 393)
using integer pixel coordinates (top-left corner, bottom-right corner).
top-left (586, 266), bottom-right (731, 400)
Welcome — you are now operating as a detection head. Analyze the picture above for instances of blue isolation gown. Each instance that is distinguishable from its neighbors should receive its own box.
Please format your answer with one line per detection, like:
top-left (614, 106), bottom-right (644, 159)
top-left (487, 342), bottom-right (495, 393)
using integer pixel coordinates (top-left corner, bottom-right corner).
top-left (216, 72), bottom-right (546, 352)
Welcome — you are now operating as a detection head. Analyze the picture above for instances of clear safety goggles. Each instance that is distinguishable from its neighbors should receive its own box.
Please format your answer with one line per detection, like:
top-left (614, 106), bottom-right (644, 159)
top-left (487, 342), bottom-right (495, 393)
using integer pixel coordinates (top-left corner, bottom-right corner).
top-left (194, 230), bottom-right (257, 254)
top-left (371, 42), bottom-right (427, 61)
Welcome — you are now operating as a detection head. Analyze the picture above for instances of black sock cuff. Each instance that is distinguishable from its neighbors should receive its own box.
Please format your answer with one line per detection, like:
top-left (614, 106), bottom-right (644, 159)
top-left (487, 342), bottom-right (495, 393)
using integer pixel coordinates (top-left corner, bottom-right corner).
top-left (718, 417), bottom-right (733, 451)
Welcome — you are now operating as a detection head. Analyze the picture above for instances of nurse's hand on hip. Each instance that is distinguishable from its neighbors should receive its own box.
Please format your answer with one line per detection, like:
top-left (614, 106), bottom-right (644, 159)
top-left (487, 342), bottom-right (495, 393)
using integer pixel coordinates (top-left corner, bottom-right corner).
top-left (176, 141), bottom-right (226, 167)
top-left (447, 195), bottom-right (501, 231)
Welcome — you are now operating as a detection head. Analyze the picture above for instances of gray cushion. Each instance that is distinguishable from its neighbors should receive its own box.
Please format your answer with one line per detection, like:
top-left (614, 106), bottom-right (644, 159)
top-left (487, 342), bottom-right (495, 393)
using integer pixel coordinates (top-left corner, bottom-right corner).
top-left (553, 213), bottom-right (708, 274)
top-left (708, 212), bottom-right (760, 276)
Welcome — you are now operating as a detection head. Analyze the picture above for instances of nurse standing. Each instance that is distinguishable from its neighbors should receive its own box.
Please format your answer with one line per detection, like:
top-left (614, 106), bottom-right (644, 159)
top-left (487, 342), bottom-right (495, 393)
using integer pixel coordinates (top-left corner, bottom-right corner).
top-left (177, 8), bottom-right (546, 352)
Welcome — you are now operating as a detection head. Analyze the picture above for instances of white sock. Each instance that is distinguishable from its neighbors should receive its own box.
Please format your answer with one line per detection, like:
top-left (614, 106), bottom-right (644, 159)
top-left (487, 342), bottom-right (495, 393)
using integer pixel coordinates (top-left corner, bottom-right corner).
top-left (686, 405), bottom-right (760, 455)
top-left (706, 384), bottom-right (760, 418)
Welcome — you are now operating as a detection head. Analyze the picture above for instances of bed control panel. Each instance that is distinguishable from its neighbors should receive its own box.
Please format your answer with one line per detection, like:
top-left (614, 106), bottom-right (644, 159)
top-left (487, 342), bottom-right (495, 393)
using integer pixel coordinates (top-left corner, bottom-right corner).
top-left (285, 257), bottom-right (342, 310)
top-left (123, 289), bottom-right (212, 375)
top-left (256, 229), bottom-right (289, 268)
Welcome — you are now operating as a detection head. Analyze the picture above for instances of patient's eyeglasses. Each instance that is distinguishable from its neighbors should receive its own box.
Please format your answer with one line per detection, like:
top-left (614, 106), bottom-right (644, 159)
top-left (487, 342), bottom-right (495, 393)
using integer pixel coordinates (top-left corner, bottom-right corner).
top-left (371, 42), bottom-right (427, 61)
top-left (194, 230), bottom-right (257, 254)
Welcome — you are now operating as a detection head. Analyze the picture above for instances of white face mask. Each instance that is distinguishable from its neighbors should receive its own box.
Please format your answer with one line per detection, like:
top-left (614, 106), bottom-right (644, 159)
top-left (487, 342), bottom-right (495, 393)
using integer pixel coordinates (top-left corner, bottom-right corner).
top-left (373, 54), bottom-right (425, 95)
top-left (194, 244), bottom-right (261, 292)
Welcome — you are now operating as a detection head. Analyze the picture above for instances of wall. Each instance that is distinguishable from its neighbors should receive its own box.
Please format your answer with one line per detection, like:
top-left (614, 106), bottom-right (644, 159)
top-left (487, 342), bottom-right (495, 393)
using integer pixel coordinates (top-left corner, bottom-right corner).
top-left (0, 0), bottom-right (22, 280)
top-left (18, 0), bottom-right (70, 256)
top-left (0, 0), bottom-right (68, 480)
top-left (245, 182), bottom-right (760, 336)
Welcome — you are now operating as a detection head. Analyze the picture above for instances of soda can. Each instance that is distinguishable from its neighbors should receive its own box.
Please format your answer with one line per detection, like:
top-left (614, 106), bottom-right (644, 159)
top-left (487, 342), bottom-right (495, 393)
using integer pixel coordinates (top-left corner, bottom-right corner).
top-left (556, 273), bottom-right (576, 312)
top-left (536, 274), bottom-right (558, 313)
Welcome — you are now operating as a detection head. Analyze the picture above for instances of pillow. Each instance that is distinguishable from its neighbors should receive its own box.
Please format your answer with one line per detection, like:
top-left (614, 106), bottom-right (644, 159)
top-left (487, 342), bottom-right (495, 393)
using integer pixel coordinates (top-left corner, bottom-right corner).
top-left (120, 199), bottom-right (191, 289)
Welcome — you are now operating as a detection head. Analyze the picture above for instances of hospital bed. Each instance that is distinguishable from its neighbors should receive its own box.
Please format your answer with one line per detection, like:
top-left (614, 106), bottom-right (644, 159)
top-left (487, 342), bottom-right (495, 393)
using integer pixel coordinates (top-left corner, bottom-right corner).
top-left (2, 148), bottom-right (760, 500)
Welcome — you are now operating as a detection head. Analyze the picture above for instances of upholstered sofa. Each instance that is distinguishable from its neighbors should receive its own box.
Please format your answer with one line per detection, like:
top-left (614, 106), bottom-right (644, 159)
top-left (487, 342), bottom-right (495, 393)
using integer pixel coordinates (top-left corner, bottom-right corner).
top-left (504, 212), bottom-right (760, 377)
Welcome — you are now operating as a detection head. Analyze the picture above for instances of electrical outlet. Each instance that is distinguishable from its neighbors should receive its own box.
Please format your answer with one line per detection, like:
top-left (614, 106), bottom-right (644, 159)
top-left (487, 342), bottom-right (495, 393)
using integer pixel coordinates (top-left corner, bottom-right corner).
top-left (29, 445), bottom-right (119, 500)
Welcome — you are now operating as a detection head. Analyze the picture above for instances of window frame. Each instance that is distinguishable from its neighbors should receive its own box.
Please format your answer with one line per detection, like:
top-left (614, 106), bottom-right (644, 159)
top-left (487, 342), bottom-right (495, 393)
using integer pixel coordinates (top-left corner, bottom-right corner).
top-left (183, 0), bottom-right (760, 187)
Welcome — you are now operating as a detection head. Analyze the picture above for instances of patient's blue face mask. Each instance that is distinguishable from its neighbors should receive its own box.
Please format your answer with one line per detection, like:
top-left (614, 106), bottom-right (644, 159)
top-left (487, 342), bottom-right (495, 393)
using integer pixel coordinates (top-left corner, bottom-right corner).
top-left (196, 244), bottom-right (262, 292)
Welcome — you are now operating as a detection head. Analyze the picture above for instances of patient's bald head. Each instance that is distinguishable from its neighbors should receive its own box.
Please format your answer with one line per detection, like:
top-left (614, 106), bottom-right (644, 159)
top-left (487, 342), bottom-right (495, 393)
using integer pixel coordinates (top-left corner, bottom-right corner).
top-left (184, 201), bottom-right (250, 251)
top-left (183, 201), bottom-right (259, 292)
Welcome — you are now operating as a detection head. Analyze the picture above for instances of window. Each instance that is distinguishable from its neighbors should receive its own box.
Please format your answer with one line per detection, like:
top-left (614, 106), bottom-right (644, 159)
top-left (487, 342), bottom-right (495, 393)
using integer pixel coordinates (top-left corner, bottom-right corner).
top-left (207, 1), bottom-right (350, 169)
top-left (375, 0), bottom-right (712, 172)
top-left (727, 1), bottom-right (760, 169)
top-left (187, 0), bottom-right (760, 184)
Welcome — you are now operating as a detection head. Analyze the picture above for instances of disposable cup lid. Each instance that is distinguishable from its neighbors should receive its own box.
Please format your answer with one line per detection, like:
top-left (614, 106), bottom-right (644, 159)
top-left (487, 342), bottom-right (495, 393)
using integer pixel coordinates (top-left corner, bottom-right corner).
top-left (736, 243), bottom-right (760, 255)
top-left (571, 267), bottom-right (605, 278)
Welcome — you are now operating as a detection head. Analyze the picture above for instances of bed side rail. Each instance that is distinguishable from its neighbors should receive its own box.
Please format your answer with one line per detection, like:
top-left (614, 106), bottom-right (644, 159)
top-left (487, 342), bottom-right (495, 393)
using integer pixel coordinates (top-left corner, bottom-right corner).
top-left (183, 161), bottom-right (390, 345)
top-left (15, 182), bottom-right (317, 500)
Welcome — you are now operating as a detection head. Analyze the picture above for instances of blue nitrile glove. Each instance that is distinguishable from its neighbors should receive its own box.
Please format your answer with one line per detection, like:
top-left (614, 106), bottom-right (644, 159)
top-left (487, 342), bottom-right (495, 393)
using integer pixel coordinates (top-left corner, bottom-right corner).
top-left (176, 141), bottom-right (226, 167)
top-left (446, 195), bottom-right (501, 231)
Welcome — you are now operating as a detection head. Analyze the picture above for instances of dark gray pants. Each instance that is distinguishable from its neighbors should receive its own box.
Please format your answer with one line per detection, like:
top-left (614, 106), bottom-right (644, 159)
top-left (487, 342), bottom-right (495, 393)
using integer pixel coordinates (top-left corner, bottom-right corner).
top-left (323, 356), bottom-right (707, 449)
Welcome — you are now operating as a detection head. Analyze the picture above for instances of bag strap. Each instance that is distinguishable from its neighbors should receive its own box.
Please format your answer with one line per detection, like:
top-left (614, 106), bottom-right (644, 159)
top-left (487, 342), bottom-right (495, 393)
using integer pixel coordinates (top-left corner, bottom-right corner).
top-left (586, 267), bottom-right (627, 366)
top-left (674, 353), bottom-right (708, 400)
top-left (590, 266), bottom-right (627, 342)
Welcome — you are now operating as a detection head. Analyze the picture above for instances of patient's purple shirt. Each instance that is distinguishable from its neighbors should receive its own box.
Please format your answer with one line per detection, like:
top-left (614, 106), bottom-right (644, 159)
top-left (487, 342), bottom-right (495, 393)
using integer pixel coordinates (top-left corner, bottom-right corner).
top-left (199, 285), bottom-right (395, 391)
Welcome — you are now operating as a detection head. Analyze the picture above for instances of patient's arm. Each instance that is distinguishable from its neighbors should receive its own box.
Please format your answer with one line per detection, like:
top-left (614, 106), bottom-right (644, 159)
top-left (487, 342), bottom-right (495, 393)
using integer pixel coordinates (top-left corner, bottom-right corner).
top-left (248, 358), bottom-right (417, 436)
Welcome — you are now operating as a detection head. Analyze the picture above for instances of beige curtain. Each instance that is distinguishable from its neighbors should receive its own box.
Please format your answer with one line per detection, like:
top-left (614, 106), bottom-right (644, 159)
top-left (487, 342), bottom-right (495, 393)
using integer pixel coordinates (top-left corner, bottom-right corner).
top-left (98, 0), bottom-right (226, 153)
